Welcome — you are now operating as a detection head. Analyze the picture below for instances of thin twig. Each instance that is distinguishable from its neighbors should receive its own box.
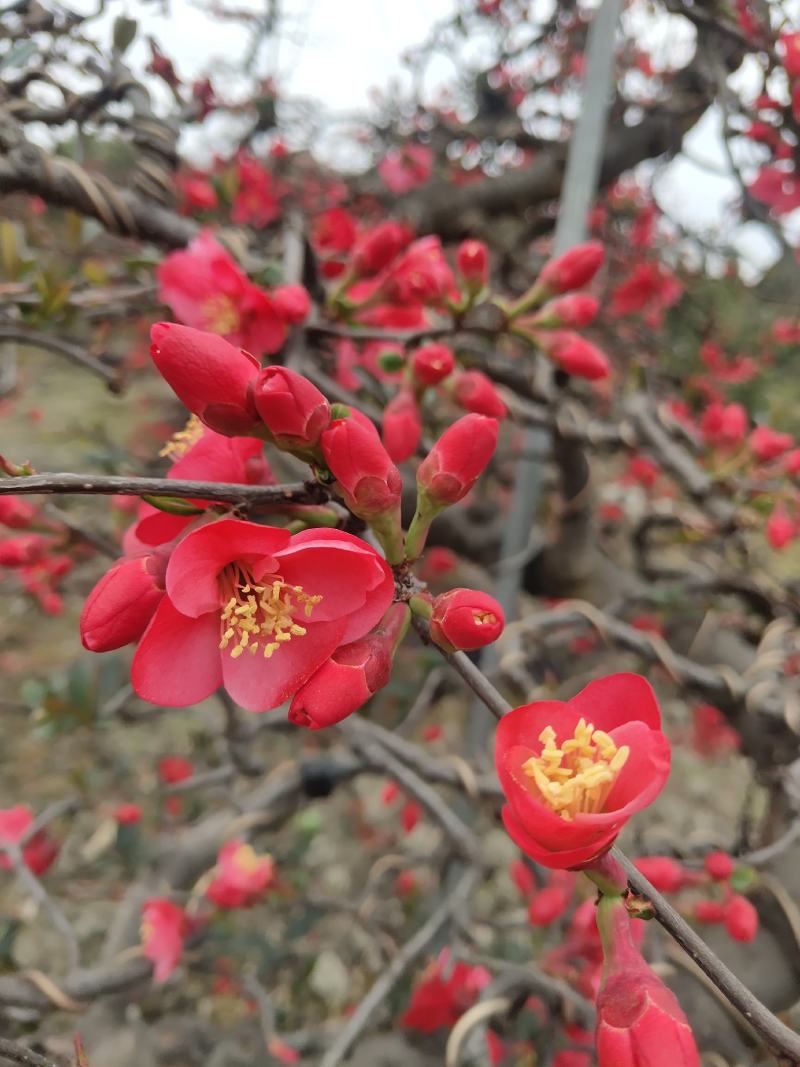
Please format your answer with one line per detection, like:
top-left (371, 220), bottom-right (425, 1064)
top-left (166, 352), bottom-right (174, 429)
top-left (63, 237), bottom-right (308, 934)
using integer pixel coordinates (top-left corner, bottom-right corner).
top-left (0, 1038), bottom-right (61, 1067)
top-left (0, 325), bottom-right (123, 392)
top-left (0, 843), bottom-right (80, 972)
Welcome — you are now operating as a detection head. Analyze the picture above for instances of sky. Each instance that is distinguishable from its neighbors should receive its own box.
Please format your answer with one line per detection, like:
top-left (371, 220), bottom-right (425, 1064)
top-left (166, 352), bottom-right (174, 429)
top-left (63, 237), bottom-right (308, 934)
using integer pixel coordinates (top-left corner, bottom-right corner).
top-left (72, 0), bottom-right (786, 278)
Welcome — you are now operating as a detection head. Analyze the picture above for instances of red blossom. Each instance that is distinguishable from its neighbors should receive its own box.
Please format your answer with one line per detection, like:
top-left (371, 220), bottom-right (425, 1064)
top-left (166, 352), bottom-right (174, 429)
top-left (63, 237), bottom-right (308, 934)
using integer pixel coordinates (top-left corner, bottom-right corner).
top-left (495, 674), bottom-right (670, 869)
top-left (80, 555), bottom-right (166, 652)
top-left (723, 894), bottom-right (758, 942)
top-left (114, 803), bottom-right (142, 825)
top-left (691, 704), bottom-right (740, 758)
top-left (401, 950), bottom-right (491, 1032)
top-left (141, 899), bottom-right (188, 983)
top-left (253, 366), bottom-right (331, 452)
top-left (634, 856), bottom-right (694, 893)
top-left (429, 587), bottom-right (504, 652)
top-left (527, 873), bottom-right (575, 926)
top-left (766, 503), bottom-right (795, 550)
top-left (272, 284), bottom-right (311, 324)
top-left (321, 415), bottom-right (403, 519)
top-left (699, 401), bottom-right (747, 447)
top-left (158, 756), bottom-right (194, 784)
top-left (539, 241), bottom-right (605, 294)
top-left (205, 840), bottom-right (275, 909)
top-left (313, 208), bottom-right (357, 255)
top-left (377, 236), bottom-right (457, 308)
top-left (749, 425), bottom-right (794, 462)
top-left (127, 521), bottom-right (393, 712)
top-left (382, 388), bottom-right (422, 462)
top-left (780, 32), bottom-right (800, 78)
top-left (704, 851), bottom-right (734, 882)
top-left (0, 495), bottom-right (38, 528)
top-left (378, 144), bottom-right (433, 194)
top-left (0, 806), bottom-right (59, 875)
top-left (539, 330), bottom-right (611, 380)
top-left (456, 239), bottom-right (489, 290)
top-left (351, 221), bottom-right (413, 277)
top-left (231, 155), bottom-right (280, 228)
top-left (411, 342), bottom-right (455, 386)
top-left (417, 414), bottom-right (499, 506)
top-left (157, 233), bottom-right (287, 355)
top-left (150, 323), bottom-right (263, 437)
top-left (452, 369), bottom-right (508, 418)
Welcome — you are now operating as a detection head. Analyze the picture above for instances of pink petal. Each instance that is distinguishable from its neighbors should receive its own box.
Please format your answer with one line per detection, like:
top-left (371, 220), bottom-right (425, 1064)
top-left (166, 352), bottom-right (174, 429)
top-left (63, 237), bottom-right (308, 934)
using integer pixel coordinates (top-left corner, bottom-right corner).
top-left (132, 598), bottom-right (222, 706)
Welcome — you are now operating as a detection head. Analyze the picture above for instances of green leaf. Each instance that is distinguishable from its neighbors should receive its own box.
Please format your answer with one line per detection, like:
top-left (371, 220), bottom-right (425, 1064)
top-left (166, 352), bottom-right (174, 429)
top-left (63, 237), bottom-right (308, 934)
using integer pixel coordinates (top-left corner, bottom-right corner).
top-left (141, 495), bottom-right (206, 516)
top-left (729, 866), bottom-right (757, 893)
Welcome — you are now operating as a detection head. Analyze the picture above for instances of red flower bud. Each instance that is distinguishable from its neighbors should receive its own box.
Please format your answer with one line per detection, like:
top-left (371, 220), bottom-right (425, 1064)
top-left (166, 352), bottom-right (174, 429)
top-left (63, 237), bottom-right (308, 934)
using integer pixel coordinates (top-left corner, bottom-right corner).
top-left (321, 416), bottom-right (403, 519)
top-left (429, 587), bottom-right (504, 652)
top-left (382, 388), bottom-right (422, 462)
top-left (539, 241), bottom-right (605, 294)
top-left (114, 803), bottom-right (142, 825)
top-left (411, 342), bottom-right (455, 386)
top-left (0, 806), bottom-right (59, 876)
top-left (150, 323), bottom-right (261, 436)
top-left (704, 851), bottom-right (734, 882)
top-left (417, 414), bottom-right (498, 506)
top-left (272, 283), bottom-right (311, 324)
top-left (767, 502), bottom-right (795, 550)
top-left (596, 902), bottom-right (700, 1067)
top-left (252, 366), bottom-right (331, 451)
top-left (527, 883), bottom-right (572, 926)
top-left (456, 239), bottom-right (489, 288)
top-left (452, 370), bottom-right (508, 418)
top-left (80, 556), bottom-right (165, 652)
top-left (724, 894), bottom-right (758, 942)
top-left (700, 401), bottom-right (747, 447)
top-left (538, 293), bottom-right (600, 328)
top-left (634, 856), bottom-right (693, 893)
top-left (288, 603), bottom-right (407, 729)
top-left (540, 331), bottom-right (611, 380)
top-left (351, 221), bottom-right (413, 277)
top-left (0, 534), bottom-right (49, 566)
top-left (0, 496), bottom-right (37, 528)
top-left (694, 900), bottom-right (726, 924)
top-left (750, 425), bottom-right (794, 462)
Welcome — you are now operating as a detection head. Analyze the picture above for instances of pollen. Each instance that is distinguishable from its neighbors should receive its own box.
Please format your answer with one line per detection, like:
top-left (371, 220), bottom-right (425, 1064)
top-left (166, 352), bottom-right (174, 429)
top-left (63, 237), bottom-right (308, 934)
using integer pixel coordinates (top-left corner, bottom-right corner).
top-left (202, 293), bottom-right (241, 337)
top-left (218, 565), bottom-right (322, 660)
top-left (159, 414), bottom-right (204, 459)
top-left (472, 610), bottom-right (497, 626)
top-left (521, 717), bottom-right (629, 821)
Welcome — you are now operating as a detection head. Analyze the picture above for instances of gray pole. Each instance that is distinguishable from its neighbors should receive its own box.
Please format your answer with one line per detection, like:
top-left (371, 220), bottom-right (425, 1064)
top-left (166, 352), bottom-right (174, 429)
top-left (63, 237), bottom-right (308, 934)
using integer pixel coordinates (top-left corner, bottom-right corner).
top-left (469, 0), bottom-right (623, 752)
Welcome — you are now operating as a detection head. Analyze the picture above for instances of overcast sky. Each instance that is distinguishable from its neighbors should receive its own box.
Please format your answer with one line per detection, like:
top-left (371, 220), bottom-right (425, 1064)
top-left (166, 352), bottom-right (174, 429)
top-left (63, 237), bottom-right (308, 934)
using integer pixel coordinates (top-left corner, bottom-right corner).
top-left (77, 0), bottom-right (786, 278)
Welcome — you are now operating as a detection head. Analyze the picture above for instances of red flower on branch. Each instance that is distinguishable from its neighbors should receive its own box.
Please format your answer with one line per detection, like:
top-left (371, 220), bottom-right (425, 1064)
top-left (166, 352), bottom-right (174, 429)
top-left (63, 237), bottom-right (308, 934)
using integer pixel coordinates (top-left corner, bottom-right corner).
top-left (141, 899), bottom-right (188, 983)
top-left (129, 520), bottom-right (393, 711)
top-left (401, 950), bottom-right (491, 1032)
top-left (205, 840), bottom-right (275, 909)
top-left (495, 674), bottom-right (670, 869)
top-left (0, 806), bottom-right (59, 875)
top-left (429, 587), bottom-right (505, 652)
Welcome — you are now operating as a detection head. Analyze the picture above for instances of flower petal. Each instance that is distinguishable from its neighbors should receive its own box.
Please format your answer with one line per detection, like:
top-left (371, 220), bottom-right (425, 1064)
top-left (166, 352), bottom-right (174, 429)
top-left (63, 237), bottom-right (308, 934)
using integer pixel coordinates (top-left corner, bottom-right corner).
top-left (132, 597), bottom-right (222, 706)
top-left (570, 672), bottom-right (662, 732)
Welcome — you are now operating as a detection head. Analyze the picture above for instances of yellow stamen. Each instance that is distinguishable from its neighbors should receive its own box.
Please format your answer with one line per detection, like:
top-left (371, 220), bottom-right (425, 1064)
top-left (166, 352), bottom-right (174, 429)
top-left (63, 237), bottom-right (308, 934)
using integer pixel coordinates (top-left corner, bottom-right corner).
top-left (473, 610), bottom-right (498, 626)
top-left (159, 414), bottom-right (204, 459)
top-left (521, 719), bottom-right (630, 821)
top-left (202, 293), bottom-right (241, 336)
top-left (218, 565), bottom-right (322, 660)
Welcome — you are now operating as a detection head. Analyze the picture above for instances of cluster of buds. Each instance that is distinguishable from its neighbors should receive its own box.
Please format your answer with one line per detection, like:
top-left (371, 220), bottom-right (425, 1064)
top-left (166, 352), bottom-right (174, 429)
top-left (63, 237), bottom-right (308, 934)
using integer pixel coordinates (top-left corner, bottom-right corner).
top-left (0, 494), bottom-right (77, 614)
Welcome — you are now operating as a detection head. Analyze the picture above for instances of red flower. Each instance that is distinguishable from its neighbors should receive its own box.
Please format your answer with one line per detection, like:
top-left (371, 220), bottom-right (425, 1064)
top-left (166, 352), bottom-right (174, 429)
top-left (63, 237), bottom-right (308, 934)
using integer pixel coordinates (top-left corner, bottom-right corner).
top-left (231, 155), bottom-right (280, 228)
top-left (377, 144), bottom-right (433, 194)
top-left (351, 221), bottom-right (413, 277)
top-left (429, 587), bottom-right (504, 652)
top-left (691, 704), bottom-right (740, 757)
top-left (0, 496), bottom-right (37, 528)
top-left (313, 208), bottom-right (357, 255)
top-left (417, 414), bottom-right (498, 506)
top-left (704, 851), bottom-right (734, 882)
top-left (596, 902), bottom-right (700, 1067)
top-left (176, 174), bottom-right (218, 213)
top-left (700, 401), bottom-right (747, 447)
top-left (158, 756), bottom-right (194, 784)
top-left (539, 242), bottom-right (604, 294)
top-left (411, 342), bottom-right (455, 386)
top-left (206, 840), bottom-right (275, 909)
top-left (456, 239), bottom-right (489, 290)
top-left (723, 894), bottom-right (758, 942)
top-left (749, 425), bottom-right (794, 462)
top-left (401, 950), bottom-right (491, 1032)
top-left (694, 900), bottom-right (726, 924)
top-left (253, 366), bottom-right (331, 452)
top-left (378, 236), bottom-right (457, 308)
top-left (634, 856), bottom-right (694, 893)
top-left (767, 503), bottom-right (795, 550)
top-left (288, 603), bottom-right (408, 729)
top-left (80, 556), bottom-right (165, 652)
top-left (114, 803), bottom-right (142, 825)
top-left (321, 415), bottom-right (403, 519)
top-left (141, 899), bottom-right (188, 983)
top-left (157, 232), bottom-right (287, 355)
top-left (540, 331), bottom-right (611, 380)
top-left (272, 284), bottom-right (311, 325)
top-left (452, 370), bottom-right (508, 418)
top-left (527, 873), bottom-right (575, 926)
top-left (0, 806), bottom-right (59, 875)
top-left (130, 520), bottom-right (393, 711)
top-left (150, 323), bottom-right (262, 436)
top-left (495, 674), bottom-right (670, 869)
top-left (781, 32), bottom-right (800, 78)
top-left (382, 388), bottom-right (422, 462)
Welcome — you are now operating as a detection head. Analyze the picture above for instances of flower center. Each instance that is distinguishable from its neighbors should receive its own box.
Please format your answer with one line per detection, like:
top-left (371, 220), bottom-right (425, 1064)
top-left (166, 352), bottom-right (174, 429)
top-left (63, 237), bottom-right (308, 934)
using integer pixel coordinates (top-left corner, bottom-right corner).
top-left (218, 565), bottom-right (322, 660)
top-left (521, 717), bottom-right (629, 821)
top-left (202, 294), bottom-right (241, 336)
top-left (472, 610), bottom-right (497, 627)
top-left (159, 414), bottom-right (204, 459)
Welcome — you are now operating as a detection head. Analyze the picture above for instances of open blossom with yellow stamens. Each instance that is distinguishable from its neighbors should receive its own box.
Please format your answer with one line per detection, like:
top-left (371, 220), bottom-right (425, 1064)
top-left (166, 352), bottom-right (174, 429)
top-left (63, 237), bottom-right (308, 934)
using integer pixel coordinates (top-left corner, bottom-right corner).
top-left (206, 840), bottom-right (275, 909)
top-left (495, 674), bottom-right (670, 869)
top-left (127, 519), bottom-right (394, 712)
top-left (159, 414), bottom-right (205, 460)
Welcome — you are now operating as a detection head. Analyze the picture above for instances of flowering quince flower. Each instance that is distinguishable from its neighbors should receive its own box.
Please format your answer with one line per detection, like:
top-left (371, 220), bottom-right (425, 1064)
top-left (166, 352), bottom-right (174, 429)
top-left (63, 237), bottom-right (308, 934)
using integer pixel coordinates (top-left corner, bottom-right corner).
top-left (401, 801), bottom-right (422, 834)
top-left (634, 856), bottom-right (696, 893)
top-left (175, 173), bottom-right (218, 213)
top-left (691, 704), bottom-right (740, 758)
top-left (253, 366), bottom-right (331, 453)
top-left (411, 342), bottom-right (455, 386)
top-left (141, 899), bottom-right (188, 983)
top-left (538, 330), bottom-right (611, 380)
top-left (400, 949), bottom-right (492, 1032)
top-left (429, 587), bottom-right (505, 652)
top-left (456, 238), bottom-right (489, 291)
top-left (495, 674), bottom-right (670, 869)
top-left (158, 756), bottom-right (194, 784)
top-left (157, 232), bottom-right (287, 355)
top-left (205, 840), bottom-right (275, 909)
top-left (539, 241), bottom-right (605, 294)
top-left (0, 806), bottom-right (59, 875)
top-left (749, 425), bottom-right (794, 462)
top-left (80, 554), bottom-right (166, 652)
top-left (126, 520), bottom-right (393, 711)
top-left (694, 900), bottom-right (726, 924)
top-left (527, 871), bottom-right (575, 927)
top-left (350, 221), bottom-right (414, 278)
top-left (766, 502), bottom-right (795, 550)
top-left (288, 602), bottom-right (409, 729)
top-left (312, 208), bottom-right (357, 256)
top-left (231, 154), bottom-right (280, 228)
top-left (526, 293), bottom-right (600, 329)
top-left (417, 414), bottom-right (499, 507)
top-left (723, 893), bottom-right (758, 942)
top-left (452, 369), bottom-right (508, 418)
top-left (271, 283), bottom-right (311, 325)
top-left (704, 851), bottom-right (734, 882)
top-left (700, 401), bottom-right (748, 447)
top-left (114, 803), bottom-right (142, 825)
top-left (376, 235), bottom-right (458, 308)
top-left (377, 143), bottom-right (433, 195)
top-left (595, 900), bottom-right (700, 1067)
top-left (0, 495), bottom-right (38, 528)
top-left (321, 415), bottom-right (403, 520)
top-left (150, 323), bottom-right (263, 436)
top-left (382, 388), bottom-right (422, 462)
